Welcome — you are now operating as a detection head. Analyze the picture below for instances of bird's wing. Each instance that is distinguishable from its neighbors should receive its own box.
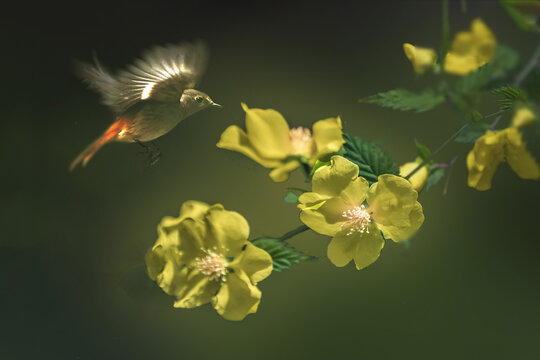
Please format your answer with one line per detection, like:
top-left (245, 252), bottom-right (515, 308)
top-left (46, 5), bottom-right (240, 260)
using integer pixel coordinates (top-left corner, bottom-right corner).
top-left (76, 55), bottom-right (124, 111)
top-left (115, 42), bottom-right (208, 112)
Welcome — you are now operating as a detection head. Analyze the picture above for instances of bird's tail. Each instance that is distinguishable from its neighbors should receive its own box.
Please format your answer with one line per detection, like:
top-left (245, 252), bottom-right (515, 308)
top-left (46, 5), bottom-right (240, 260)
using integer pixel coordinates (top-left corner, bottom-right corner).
top-left (69, 119), bottom-right (128, 171)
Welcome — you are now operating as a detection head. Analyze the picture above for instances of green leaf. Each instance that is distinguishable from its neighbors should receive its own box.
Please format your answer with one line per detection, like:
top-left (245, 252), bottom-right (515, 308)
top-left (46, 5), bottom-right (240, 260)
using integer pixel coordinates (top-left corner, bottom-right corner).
top-left (491, 44), bottom-right (520, 74)
top-left (471, 110), bottom-right (484, 123)
top-left (454, 63), bottom-right (494, 94)
top-left (425, 168), bottom-right (446, 191)
top-left (499, 0), bottom-right (540, 33)
top-left (454, 122), bottom-right (491, 143)
top-left (415, 140), bottom-right (432, 161)
top-left (342, 133), bottom-right (399, 184)
top-left (283, 191), bottom-right (299, 204)
top-left (491, 85), bottom-right (528, 110)
top-left (360, 89), bottom-right (445, 113)
top-left (251, 237), bottom-right (315, 272)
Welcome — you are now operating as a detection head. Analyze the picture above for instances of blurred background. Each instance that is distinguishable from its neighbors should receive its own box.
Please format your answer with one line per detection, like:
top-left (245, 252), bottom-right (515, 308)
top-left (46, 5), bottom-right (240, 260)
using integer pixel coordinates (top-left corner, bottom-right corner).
top-left (2, 0), bottom-right (540, 358)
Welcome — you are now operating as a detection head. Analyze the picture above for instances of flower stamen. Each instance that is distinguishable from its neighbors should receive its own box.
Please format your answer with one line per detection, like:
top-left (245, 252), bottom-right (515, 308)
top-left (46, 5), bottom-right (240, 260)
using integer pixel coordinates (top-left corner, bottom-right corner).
top-left (289, 127), bottom-right (314, 157)
top-left (194, 249), bottom-right (228, 281)
top-left (342, 205), bottom-right (371, 235)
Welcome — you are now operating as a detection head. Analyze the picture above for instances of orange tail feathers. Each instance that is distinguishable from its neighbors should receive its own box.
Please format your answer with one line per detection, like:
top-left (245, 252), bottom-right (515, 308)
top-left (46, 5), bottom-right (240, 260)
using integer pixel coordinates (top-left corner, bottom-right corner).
top-left (69, 119), bottom-right (129, 171)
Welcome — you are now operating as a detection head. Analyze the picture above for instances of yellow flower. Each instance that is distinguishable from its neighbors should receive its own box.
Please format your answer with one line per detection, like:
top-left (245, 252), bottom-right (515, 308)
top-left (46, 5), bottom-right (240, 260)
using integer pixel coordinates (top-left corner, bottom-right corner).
top-left (217, 103), bottom-right (344, 182)
top-left (403, 43), bottom-right (438, 74)
top-left (467, 128), bottom-right (540, 191)
top-left (146, 201), bottom-right (273, 321)
top-left (444, 18), bottom-right (496, 76)
top-left (512, 107), bottom-right (536, 129)
top-left (399, 162), bottom-right (429, 193)
top-left (298, 156), bottom-right (424, 270)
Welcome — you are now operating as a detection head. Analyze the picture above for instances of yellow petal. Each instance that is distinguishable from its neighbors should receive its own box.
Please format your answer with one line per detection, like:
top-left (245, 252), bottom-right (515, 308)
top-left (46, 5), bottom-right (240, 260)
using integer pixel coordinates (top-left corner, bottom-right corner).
top-left (205, 206), bottom-right (250, 257)
top-left (367, 174), bottom-right (419, 229)
top-left (230, 243), bottom-right (273, 284)
top-left (327, 229), bottom-right (384, 269)
top-left (212, 270), bottom-right (262, 321)
top-left (402, 43), bottom-right (438, 74)
top-left (444, 52), bottom-right (480, 75)
top-left (312, 155), bottom-right (359, 197)
top-left (173, 269), bottom-right (220, 309)
top-left (217, 125), bottom-right (282, 168)
top-left (444, 18), bottom-right (495, 76)
top-left (297, 192), bottom-right (331, 210)
top-left (269, 159), bottom-right (301, 182)
top-left (242, 103), bottom-right (292, 159)
top-left (471, 18), bottom-right (496, 64)
top-left (376, 202), bottom-right (424, 243)
top-left (466, 130), bottom-right (505, 191)
top-left (311, 116), bottom-right (345, 162)
top-left (399, 162), bottom-right (428, 193)
top-left (504, 128), bottom-right (540, 180)
top-left (299, 206), bottom-right (343, 236)
top-left (512, 107), bottom-right (536, 129)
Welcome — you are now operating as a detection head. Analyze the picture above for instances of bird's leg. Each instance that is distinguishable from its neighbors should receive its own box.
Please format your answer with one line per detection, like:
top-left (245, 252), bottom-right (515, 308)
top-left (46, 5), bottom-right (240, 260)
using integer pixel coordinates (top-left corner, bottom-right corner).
top-left (135, 139), bottom-right (161, 166)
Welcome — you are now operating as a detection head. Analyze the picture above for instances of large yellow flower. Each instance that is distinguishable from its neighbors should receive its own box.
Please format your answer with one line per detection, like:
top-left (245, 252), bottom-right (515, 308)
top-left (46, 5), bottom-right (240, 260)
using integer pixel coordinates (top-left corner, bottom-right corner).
top-left (146, 201), bottom-right (273, 321)
top-left (444, 18), bottom-right (496, 75)
top-left (298, 156), bottom-right (424, 270)
top-left (399, 161), bottom-right (429, 193)
top-left (403, 18), bottom-right (496, 76)
top-left (467, 127), bottom-right (540, 191)
top-left (217, 103), bottom-right (344, 182)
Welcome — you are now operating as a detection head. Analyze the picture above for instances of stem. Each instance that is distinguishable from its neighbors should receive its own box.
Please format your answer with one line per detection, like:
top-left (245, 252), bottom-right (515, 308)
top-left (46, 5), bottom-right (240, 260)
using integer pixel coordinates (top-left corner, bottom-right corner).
top-left (514, 40), bottom-right (540, 87)
top-left (490, 114), bottom-right (503, 130)
top-left (405, 123), bottom-right (470, 180)
top-left (279, 224), bottom-right (309, 241)
top-left (443, 156), bottom-right (458, 196)
top-left (440, 0), bottom-right (450, 66)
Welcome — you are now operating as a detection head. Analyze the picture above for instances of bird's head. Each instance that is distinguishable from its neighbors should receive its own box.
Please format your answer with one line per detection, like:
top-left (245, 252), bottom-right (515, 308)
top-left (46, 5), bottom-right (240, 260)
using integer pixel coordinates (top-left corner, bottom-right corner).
top-left (180, 89), bottom-right (222, 116)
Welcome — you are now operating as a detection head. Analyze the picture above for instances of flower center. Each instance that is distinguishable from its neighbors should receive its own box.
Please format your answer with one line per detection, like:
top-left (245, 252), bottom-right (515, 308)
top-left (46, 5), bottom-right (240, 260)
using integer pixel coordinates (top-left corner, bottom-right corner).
top-left (194, 249), bottom-right (228, 281)
top-left (289, 127), bottom-right (314, 157)
top-left (341, 205), bottom-right (371, 235)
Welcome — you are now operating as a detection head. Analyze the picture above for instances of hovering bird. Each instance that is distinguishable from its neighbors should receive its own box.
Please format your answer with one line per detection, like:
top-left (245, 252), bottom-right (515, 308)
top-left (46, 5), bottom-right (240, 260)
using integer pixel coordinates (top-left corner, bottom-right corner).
top-left (70, 42), bottom-right (221, 171)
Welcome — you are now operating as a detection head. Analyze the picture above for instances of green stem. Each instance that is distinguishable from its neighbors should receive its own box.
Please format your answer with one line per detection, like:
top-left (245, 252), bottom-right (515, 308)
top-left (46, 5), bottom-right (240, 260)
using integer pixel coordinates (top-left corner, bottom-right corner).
top-left (279, 224), bottom-right (309, 241)
top-left (514, 40), bottom-right (540, 87)
top-left (440, 0), bottom-right (450, 66)
top-left (443, 156), bottom-right (458, 196)
top-left (405, 122), bottom-right (470, 180)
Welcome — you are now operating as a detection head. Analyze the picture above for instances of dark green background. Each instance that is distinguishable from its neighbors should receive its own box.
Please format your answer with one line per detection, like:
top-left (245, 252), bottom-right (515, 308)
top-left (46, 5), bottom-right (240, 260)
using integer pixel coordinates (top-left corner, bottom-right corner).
top-left (3, 1), bottom-right (540, 358)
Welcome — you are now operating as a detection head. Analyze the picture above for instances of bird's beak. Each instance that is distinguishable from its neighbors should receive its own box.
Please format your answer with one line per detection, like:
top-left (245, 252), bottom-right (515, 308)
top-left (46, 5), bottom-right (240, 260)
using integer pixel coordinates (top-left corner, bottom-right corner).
top-left (211, 102), bottom-right (223, 109)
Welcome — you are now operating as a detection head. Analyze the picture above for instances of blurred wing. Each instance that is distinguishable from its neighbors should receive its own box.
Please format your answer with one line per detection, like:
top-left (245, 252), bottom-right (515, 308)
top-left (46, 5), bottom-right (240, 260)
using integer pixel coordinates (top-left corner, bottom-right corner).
top-left (75, 55), bottom-right (124, 111)
top-left (116, 42), bottom-right (208, 112)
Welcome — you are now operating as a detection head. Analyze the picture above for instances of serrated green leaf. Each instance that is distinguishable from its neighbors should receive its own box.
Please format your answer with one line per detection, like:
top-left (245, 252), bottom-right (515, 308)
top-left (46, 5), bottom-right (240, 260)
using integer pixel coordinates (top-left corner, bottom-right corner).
top-left (283, 191), bottom-right (299, 204)
top-left (454, 63), bottom-right (494, 94)
top-left (251, 237), bottom-right (315, 272)
top-left (491, 85), bottom-right (528, 110)
top-left (454, 122), bottom-right (491, 143)
top-left (360, 89), bottom-right (445, 113)
top-left (415, 140), bottom-right (432, 161)
top-left (341, 133), bottom-right (399, 184)
top-left (426, 168), bottom-right (446, 191)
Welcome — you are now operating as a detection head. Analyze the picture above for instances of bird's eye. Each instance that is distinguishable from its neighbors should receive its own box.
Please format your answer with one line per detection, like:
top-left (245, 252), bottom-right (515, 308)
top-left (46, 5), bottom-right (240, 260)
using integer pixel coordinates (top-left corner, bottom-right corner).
top-left (195, 96), bottom-right (204, 103)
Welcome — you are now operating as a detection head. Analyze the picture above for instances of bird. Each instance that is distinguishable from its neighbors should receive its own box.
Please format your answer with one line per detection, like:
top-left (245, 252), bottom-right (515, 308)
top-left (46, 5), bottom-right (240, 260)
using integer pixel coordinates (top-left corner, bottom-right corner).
top-left (70, 41), bottom-right (221, 171)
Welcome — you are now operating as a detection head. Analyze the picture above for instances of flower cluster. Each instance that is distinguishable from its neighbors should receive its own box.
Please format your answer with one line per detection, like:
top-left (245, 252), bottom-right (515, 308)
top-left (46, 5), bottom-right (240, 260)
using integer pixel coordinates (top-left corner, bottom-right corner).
top-left (146, 201), bottom-right (273, 321)
top-left (298, 156), bottom-right (424, 269)
top-left (404, 18), bottom-right (496, 75)
top-left (217, 103), bottom-right (344, 182)
top-left (467, 108), bottom-right (540, 190)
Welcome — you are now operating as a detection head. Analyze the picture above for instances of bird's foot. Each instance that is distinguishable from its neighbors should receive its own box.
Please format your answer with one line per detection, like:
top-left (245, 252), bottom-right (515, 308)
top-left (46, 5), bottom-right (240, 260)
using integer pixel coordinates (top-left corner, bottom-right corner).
top-left (136, 140), bottom-right (161, 167)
